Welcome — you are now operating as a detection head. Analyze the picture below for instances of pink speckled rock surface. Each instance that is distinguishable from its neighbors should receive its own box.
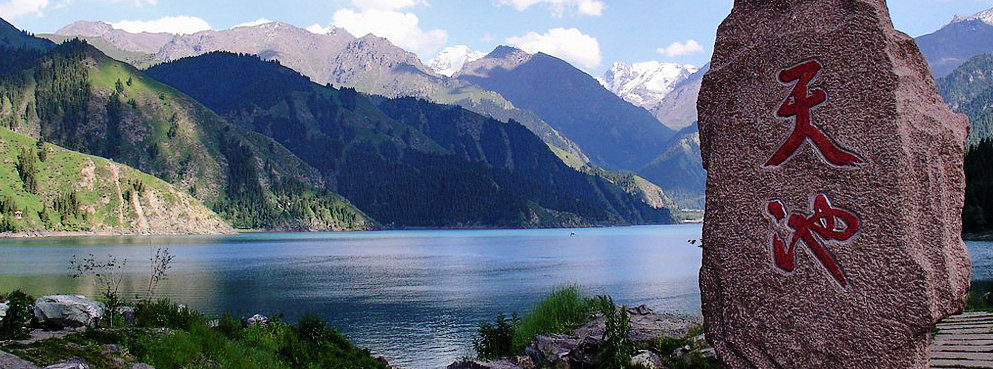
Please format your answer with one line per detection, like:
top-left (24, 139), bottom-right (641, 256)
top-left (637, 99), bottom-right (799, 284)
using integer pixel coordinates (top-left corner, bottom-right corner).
top-left (697, 0), bottom-right (971, 368)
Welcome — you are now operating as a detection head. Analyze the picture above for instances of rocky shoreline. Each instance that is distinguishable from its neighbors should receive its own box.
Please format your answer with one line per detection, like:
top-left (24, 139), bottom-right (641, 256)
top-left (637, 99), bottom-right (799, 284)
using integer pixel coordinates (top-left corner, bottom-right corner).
top-left (448, 305), bottom-right (713, 369)
top-left (1, 294), bottom-right (713, 369)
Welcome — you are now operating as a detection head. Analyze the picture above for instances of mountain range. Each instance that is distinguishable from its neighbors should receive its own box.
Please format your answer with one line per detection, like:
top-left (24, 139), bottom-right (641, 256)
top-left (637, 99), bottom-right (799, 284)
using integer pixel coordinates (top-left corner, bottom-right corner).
top-left (0, 18), bottom-right (681, 232)
top-left (50, 19), bottom-right (706, 207)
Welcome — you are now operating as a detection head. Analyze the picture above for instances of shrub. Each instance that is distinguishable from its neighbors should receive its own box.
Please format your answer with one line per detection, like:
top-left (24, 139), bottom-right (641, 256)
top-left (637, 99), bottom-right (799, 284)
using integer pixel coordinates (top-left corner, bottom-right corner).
top-left (473, 313), bottom-right (517, 360)
top-left (216, 313), bottom-right (243, 339)
top-left (135, 299), bottom-right (205, 331)
top-left (599, 297), bottom-right (636, 369)
top-left (0, 290), bottom-right (33, 340)
top-left (512, 286), bottom-right (605, 351)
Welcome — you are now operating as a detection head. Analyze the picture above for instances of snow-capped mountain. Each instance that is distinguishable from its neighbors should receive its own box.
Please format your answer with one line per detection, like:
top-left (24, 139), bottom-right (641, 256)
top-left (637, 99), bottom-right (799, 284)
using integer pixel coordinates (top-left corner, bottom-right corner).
top-left (918, 6), bottom-right (993, 77)
top-left (598, 61), bottom-right (697, 109)
top-left (427, 45), bottom-right (485, 77)
top-left (952, 7), bottom-right (993, 25)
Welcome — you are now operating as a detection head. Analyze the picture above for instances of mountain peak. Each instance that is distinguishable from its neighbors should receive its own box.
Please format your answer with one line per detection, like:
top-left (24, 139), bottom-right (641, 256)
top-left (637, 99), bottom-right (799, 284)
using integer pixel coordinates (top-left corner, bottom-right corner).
top-left (56, 21), bottom-right (115, 36)
top-left (427, 45), bottom-right (485, 77)
top-left (487, 45), bottom-right (529, 59)
top-left (952, 7), bottom-right (993, 25)
top-left (598, 61), bottom-right (697, 117)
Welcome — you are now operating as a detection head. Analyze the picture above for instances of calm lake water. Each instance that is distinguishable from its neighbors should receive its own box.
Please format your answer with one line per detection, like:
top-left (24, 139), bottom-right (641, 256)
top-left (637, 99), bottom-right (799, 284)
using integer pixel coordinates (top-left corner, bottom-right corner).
top-left (2, 225), bottom-right (991, 369)
top-left (0, 225), bottom-right (704, 369)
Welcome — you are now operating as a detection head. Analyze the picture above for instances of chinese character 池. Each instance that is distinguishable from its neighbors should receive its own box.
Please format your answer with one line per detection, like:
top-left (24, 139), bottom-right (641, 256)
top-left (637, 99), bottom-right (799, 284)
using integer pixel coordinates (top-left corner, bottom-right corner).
top-left (765, 60), bottom-right (865, 168)
top-left (766, 194), bottom-right (860, 287)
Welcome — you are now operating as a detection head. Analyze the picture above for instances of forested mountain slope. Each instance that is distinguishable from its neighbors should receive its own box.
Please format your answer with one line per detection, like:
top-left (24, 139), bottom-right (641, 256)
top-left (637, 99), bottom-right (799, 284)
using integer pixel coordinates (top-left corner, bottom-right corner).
top-left (146, 52), bottom-right (676, 227)
top-left (0, 40), bottom-right (371, 231)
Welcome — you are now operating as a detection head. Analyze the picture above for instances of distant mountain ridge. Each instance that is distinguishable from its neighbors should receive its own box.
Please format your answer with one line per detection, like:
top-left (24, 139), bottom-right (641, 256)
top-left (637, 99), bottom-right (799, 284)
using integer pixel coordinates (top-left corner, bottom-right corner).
top-left (457, 46), bottom-right (675, 172)
top-left (598, 61), bottom-right (698, 130)
top-left (51, 19), bottom-right (709, 211)
top-left (54, 21), bottom-right (594, 167)
top-left (56, 21), bottom-right (174, 55)
top-left (917, 7), bottom-right (993, 78)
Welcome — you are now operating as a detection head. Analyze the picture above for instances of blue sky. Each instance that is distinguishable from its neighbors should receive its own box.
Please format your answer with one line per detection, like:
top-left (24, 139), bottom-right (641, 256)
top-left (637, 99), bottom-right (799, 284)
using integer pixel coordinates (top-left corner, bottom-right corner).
top-left (2, 0), bottom-right (992, 74)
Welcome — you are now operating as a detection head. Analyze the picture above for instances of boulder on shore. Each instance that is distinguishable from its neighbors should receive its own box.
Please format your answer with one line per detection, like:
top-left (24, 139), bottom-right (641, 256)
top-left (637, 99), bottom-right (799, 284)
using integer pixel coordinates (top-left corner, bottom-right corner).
top-left (447, 356), bottom-right (533, 369)
top-left (0, 301), bottom-right (8, 320)
top-left (573, 305), bottom-right (701, 344)
top-left (630, 350), bottom-right (664, 369)
top-left (33, 295), bottom-right (104, 329)
top-left (525, 333), bottom-right (602, 369)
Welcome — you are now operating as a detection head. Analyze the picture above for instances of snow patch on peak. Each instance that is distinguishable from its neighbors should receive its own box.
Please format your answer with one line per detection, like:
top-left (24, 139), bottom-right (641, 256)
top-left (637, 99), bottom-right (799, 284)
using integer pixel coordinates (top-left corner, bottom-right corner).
top-left (953, 7), bottom-right (993, 25)
top-left (598, 61), bottom-right (697, 107)
top-left (428, 45), bottom-right (485, 77)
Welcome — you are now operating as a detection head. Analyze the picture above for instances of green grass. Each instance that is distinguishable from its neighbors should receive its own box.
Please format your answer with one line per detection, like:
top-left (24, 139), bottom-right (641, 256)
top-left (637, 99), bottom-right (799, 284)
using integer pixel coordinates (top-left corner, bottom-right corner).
top-left (1, 300), bottom-right (387, 369)
top-left (511, 285), bottom-right (610, 351)
top-left (0, 127), bottom-right (222, 233)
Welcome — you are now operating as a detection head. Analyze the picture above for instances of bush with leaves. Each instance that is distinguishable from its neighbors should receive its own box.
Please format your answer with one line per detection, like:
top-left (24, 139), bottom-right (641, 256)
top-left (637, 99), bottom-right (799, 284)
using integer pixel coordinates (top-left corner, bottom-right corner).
top-left (135, 299), bottom-right (206, 331)
top-left (0, 290), bottom-right (34, 340)
top-left (598, 297), bottom-right (636, 369)
top-left (473, 313), bottom-right (518, 360)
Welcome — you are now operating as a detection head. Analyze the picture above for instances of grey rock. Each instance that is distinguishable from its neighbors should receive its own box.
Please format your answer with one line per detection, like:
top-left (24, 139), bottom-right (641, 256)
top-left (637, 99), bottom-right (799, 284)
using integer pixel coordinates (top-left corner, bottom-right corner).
top-left (573, 305), bottom-right (701, 344)
top-left (0, 301), bottom-right (8, 320)
top-left (0, 350), bottom-right (40, 369)
top-left (699, 348), bottom-right (716, 359)
top-left (117, 306), bottom-right (136, 326)
top-left (525, 333), bottom-right (602, 369)
top-left (33, 295), bottom-right (104, 329)
top-left (447, 357), bottom-right (533, 369)
top-left (43, 359), bottom-right (89, 369)
top-left (630, 350), bottom-right (665, 369)
top-left (246, 314), bottom-right (268, 326)
top-left (525, 333), bottom-right (578, 368)
top-left (130, 364), bottom-right (155, 369)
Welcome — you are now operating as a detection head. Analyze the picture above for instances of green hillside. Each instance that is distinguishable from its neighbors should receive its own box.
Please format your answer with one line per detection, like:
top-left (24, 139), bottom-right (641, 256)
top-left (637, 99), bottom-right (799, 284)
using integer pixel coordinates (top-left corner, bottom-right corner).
top-left (0, 127), bottom-right (229, 234)
top-left (938, 54), bottom-right (993, 144)
top-left (0, 40), bottom-right (372, 231)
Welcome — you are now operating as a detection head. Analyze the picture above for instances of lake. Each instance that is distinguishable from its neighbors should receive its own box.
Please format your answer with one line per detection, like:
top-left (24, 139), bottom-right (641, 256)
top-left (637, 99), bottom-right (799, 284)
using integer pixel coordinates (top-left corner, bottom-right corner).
top-left (0, 225), bottom-right (703, 369)
top-left (1, 225), bottom-right (991, 369)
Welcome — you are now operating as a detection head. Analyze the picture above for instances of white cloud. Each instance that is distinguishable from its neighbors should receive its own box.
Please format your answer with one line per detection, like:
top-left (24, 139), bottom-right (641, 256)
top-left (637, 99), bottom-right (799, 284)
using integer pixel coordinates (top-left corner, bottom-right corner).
top-left (657, 39), bottom-right (705, 58)
top-left (506, 27), bottom-right (601, 69)
top-left (0, 0), bottom-right (48, 19)
top-left (498, 0), bottom-right (605, 16)
top-left (306, 24), bottom-right (332, 34)
top-left (112, 16), bottom-right (211, 35)
top-left (350, 0), bottom-right (426, 10)
top-left (233, 18), bottom-right (272, 28)
top-left (322, 7), bottom-right (446, 56)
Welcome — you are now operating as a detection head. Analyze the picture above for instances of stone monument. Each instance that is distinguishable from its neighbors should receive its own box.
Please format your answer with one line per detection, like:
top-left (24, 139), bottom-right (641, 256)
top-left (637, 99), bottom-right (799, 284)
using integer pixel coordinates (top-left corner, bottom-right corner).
top-left (697, 0), bottom-right (972, 367)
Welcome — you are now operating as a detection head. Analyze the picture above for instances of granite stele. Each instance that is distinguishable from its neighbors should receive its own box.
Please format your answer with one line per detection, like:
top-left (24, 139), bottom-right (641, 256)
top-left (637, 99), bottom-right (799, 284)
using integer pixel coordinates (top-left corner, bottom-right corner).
top-left (697, 0), bottom-right (972, 368)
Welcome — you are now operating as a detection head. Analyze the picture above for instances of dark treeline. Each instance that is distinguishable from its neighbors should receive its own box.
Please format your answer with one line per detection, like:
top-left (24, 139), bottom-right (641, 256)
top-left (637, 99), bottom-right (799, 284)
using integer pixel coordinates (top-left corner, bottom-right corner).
top-left (145, 52), bottom-right (673, 227)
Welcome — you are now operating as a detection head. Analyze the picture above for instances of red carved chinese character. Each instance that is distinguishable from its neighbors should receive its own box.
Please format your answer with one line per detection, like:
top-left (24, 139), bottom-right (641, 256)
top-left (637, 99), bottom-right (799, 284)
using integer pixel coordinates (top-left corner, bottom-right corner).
top-left (765, 60), bottom-right (865, 168)
top-left (766, 194), bottom-right (860, 287)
